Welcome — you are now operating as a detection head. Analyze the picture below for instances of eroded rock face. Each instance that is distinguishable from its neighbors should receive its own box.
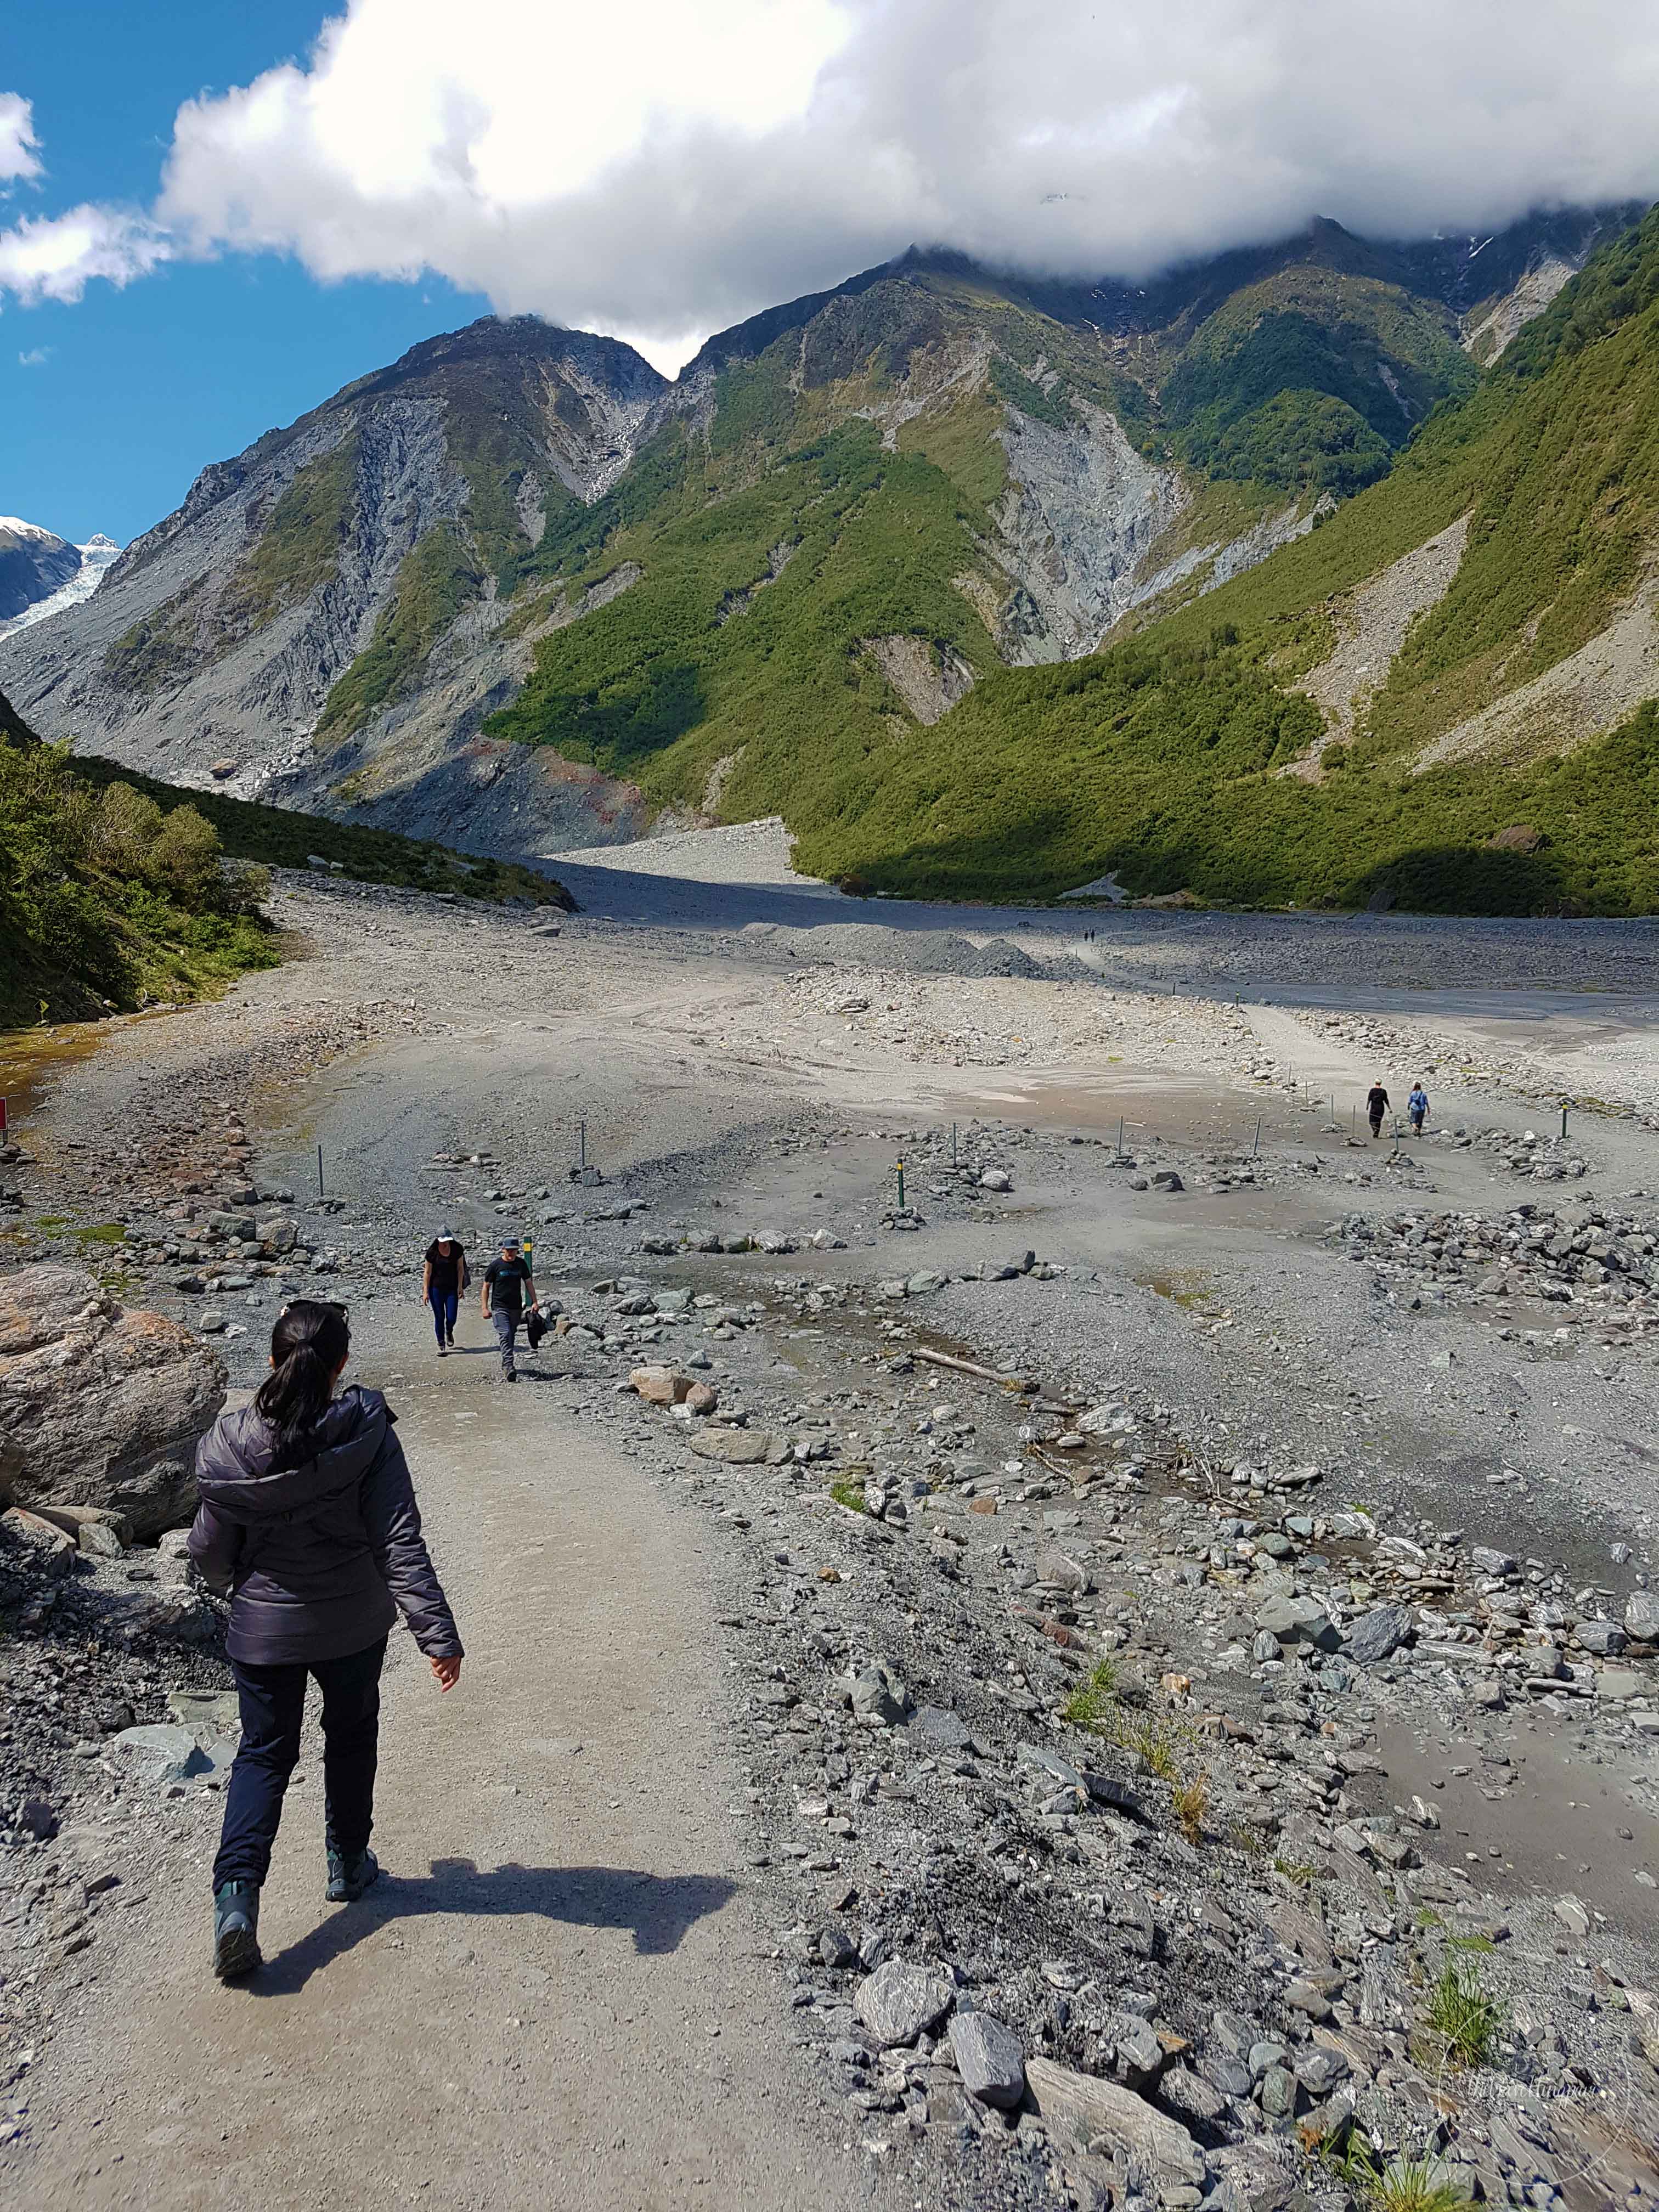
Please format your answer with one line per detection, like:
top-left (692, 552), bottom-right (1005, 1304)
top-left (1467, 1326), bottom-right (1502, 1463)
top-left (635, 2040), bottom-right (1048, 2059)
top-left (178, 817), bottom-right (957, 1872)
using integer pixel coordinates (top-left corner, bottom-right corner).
top-left (0, 1265), bottom-right (226, 1537)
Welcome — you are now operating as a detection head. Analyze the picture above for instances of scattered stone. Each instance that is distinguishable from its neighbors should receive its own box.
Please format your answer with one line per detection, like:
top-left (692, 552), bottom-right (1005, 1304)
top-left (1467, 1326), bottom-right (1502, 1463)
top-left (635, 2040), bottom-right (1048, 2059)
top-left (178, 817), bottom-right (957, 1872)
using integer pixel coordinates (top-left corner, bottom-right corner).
top-left (689, 1427), bottom-right (777, 1465)
top-left (1024, 2057), bottom-right (1207, 2183)
top-left (948, 2012), bottom-right (1025, 2108)
top-left (1553, 1894), bottom-right (1590, 1937)
top-left (1345, 1602), bottom-right (1414, 1665)
top-left (854, 1960), bottom-right (953, 2046)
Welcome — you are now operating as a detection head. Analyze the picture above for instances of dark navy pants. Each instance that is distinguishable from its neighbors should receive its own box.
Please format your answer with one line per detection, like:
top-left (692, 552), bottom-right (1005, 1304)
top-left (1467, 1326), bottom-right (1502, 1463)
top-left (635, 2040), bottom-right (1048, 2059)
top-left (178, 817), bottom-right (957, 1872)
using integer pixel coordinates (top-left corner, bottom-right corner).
top-left (428, 1286), bottom-right (458, 1346)
top-left (213, 1637), bottom-right (387, 1889)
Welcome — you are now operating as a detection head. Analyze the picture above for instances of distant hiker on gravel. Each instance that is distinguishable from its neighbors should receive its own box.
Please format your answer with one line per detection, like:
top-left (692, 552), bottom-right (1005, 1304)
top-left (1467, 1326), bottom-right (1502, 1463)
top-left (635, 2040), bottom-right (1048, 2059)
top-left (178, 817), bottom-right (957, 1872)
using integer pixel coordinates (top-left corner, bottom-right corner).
top-left (421, 1230), bottom-right (469, 1355)
top-left (1367, 1081), bottom-right (1391, 1138)
top-left (188, 1299), bottom-right (464, 1983)
top-left (1408, 1083), bottom-right (1429, 1137)
top-left (482, 1236), bottom-right (536, 1382)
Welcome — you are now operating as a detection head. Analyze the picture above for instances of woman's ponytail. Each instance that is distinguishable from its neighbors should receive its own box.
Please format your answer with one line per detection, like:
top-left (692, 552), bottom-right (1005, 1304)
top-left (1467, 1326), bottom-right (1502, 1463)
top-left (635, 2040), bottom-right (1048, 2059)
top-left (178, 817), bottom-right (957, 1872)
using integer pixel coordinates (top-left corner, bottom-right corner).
top-left (253, 1299), bottom-right (351, 1461)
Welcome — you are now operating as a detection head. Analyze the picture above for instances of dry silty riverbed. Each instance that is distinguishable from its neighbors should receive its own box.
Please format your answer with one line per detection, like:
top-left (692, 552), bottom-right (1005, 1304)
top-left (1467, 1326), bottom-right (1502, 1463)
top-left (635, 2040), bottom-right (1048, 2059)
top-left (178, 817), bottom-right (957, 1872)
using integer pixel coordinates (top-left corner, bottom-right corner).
top-left (2, 839), bottom-right (1657, 2212)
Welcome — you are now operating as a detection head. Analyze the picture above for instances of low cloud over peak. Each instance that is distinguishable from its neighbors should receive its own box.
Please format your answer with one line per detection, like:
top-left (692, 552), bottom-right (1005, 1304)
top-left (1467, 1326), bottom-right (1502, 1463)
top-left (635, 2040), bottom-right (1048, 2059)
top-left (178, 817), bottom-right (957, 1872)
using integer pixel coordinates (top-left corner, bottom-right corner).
top-left (14, 3), bottom-right (1659, 359)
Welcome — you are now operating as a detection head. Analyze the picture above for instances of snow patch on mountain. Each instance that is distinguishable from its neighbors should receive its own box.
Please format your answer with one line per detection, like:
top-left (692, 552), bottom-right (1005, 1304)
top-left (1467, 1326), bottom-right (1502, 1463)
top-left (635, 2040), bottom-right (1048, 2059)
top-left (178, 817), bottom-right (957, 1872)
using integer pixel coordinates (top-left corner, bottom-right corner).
top-left (0, 530), bottom-right (121, 638)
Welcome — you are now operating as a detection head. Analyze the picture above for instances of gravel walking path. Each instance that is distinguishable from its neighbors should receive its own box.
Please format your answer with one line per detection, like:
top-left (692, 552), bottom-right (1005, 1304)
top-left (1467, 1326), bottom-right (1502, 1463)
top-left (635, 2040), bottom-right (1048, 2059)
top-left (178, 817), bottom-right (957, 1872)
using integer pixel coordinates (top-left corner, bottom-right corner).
top-left (18, 1373), bottom-right (885, 2212)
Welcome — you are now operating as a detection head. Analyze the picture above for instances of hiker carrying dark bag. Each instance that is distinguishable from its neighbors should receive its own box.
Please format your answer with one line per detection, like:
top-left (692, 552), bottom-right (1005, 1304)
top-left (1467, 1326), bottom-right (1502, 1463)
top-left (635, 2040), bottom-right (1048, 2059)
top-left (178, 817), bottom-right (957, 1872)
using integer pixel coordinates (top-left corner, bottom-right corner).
top-left (188, 1299), bottom-right (463, 1982)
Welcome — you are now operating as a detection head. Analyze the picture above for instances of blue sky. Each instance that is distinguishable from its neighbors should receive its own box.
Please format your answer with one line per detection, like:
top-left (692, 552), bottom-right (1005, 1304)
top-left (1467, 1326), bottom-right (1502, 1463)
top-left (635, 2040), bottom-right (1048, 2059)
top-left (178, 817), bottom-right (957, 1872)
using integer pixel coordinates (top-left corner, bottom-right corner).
top-left (5, 4), bottom-right (490, 545)
top-left (6, 2), bottom-right (1657, 551)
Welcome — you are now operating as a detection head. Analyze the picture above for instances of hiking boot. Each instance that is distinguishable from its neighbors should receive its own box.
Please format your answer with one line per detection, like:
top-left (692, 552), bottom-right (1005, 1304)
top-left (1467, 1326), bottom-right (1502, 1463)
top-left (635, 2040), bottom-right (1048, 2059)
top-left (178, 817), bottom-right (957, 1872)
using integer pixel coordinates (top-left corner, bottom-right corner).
top-left (437, 1342), bottom-right (447, 1356)
top-left (505, 1369), bottom-right (518, 1384)
top-left (213, 1881), bottom-right (261, 1980)
top-left (326, 1847), bottom-right (381, 1903)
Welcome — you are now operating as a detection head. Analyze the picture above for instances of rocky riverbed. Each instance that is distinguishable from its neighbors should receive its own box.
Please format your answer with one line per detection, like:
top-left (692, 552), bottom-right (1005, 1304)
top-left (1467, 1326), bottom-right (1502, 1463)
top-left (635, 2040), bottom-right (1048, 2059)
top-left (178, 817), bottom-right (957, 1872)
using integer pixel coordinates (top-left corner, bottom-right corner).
top-left (3, 865), bottom-right (1658, 2209)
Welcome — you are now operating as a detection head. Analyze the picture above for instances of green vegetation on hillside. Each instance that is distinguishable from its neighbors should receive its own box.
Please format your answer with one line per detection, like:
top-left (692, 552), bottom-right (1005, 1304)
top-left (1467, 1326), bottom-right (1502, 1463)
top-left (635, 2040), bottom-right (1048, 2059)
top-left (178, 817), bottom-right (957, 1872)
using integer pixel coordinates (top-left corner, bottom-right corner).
top-left (233, 433), bottom-right (360, 623)
top-left (1142, 211), bottom-right (1659, 767)
top-left (66, 754), bottom-right (574, 906)
top-left (0, 738), bottom-right (276, 1025)
top-left (785, 629), bottom-right (1659, 915)
top-left (1504, 202), bottom-right (1659, 377)
top-left (1127, 268), bottom-right (1477, 496)
top-left (100, 574), bottom-right (212, 695)
top-left (319, 521), bottom-right (481, 738)
top-left (492, 402), bottom-right (1003, 819)
top-left (766, 206), bottom-right (1659, 915)
top-left (474, 250), bottom-right (1507, 852)
top-left (1188, 388), bottom-right (1393, 498)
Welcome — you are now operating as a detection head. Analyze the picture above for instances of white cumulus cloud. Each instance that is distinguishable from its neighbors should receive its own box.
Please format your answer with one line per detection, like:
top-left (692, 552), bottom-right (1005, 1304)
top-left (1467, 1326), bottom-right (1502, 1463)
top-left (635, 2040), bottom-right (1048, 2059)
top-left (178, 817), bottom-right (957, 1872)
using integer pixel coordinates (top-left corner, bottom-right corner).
top-left (0, 204), bottom-right (172, 306)
top-left (0, 92), bottom-right (43, 187)
top-left (18, 4), bottom-right (1659, 358)
top-left (151, 0), bottom-right (1659, 363)
top-left (0, 91), bottom-right (171, 306)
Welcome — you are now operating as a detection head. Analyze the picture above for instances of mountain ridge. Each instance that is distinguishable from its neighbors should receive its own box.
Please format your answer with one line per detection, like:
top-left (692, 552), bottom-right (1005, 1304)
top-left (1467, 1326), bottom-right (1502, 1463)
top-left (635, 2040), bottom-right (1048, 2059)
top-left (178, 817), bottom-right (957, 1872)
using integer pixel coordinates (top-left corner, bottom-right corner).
top-left (0, 202), bottom-right (1640, 877)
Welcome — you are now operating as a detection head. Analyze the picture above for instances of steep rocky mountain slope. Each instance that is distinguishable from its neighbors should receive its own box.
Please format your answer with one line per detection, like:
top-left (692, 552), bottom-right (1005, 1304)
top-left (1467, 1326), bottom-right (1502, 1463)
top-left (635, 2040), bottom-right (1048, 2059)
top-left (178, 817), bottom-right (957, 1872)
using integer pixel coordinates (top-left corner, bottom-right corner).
top-left (791, 203), bottom-right (1659, 914)
top-left (0, 207), bottom-right (1625, 860)
top-left (0, 321), bottom-right (669, 851)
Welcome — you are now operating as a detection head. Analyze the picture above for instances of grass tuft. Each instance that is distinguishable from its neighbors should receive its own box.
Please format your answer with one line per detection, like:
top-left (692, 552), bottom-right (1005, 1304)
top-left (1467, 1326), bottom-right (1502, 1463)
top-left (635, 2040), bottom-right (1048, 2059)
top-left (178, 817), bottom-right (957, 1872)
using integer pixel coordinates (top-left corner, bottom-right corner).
top-left (1060, 1657), bottom-right (1120, 1730)
top-left (828, 1478), bottom-right (867, 1515)
top-left (1419, 1957), bottom-right (1503, 2070)
top-left (1171, 1770), bottom-right (1210, 1843)
top-left (1329, 2141), bottom-right (1471, 2212)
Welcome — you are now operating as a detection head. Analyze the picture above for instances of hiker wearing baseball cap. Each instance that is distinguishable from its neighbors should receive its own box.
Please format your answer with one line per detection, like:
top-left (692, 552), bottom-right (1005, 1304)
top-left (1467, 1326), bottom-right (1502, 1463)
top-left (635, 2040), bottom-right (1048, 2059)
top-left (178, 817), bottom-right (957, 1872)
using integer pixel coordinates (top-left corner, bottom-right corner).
top-left (481, 1236), bottom-right (536, 1382)
top-left (421, 1231), bottom-right (469, 1355)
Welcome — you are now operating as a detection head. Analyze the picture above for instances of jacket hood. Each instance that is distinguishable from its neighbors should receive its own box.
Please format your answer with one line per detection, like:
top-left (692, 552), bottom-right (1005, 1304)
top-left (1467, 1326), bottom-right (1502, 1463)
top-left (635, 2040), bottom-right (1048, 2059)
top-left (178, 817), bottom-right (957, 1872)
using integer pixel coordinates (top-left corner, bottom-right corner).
top-left (195, 1387), bottom-right (393, 1523)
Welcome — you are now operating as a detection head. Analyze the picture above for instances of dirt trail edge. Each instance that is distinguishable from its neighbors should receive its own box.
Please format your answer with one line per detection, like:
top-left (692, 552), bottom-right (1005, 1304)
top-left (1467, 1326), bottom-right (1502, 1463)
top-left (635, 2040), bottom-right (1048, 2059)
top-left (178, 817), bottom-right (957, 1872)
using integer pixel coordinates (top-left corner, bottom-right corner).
top-left (22, 1375), bottom-right (882, 2212)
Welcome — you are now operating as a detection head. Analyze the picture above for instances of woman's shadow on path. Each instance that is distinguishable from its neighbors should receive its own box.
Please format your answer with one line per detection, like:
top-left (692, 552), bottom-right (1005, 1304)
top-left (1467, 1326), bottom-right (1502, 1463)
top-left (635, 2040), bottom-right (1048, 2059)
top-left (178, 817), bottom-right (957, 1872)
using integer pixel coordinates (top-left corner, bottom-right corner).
top-left (251, 1859), bottom-right (738, 1995)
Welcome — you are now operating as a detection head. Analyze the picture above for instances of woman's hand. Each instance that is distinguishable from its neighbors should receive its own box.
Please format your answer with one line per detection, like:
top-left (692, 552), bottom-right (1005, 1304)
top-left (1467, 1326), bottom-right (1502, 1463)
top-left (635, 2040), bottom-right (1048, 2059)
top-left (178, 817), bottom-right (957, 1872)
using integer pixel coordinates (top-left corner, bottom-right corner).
top-left (430, 1654), bottom-right (462, 1692)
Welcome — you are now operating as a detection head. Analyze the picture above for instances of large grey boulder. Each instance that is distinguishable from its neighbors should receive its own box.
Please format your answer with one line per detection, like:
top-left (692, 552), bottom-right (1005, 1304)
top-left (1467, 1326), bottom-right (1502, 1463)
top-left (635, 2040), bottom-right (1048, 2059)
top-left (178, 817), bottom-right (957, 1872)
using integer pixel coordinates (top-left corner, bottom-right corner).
top-left (1625, 1589), bottom-right (1659, 1643)
top-left (1345, 1602), bottom-right (1415, 1666)
top-left (949, 2012), bottom-right (1025, 2108)
top-left (855, 1959), bottom-right (954, 2046)
top-left (1024, 2057), bottom-right (1207, 2182)
top-left (1256, 1594), bottom-right (1341, 1652)
top-left (0, 1265), bottom-right (225, 1538)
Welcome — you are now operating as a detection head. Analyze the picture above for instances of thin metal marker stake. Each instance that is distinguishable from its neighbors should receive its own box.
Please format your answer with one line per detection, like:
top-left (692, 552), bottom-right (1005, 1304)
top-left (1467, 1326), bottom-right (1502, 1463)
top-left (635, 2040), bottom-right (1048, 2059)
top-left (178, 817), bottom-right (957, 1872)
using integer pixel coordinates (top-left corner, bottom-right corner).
top-left (317, 1144), bottom-right (324, 1199)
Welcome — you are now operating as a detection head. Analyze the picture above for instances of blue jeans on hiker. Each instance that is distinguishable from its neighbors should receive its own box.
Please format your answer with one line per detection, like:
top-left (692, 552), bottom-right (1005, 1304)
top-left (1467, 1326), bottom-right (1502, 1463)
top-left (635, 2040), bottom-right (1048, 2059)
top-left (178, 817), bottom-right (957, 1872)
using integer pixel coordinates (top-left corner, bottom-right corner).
top-left (213, 1638), bottom-right (387, 1889)
top-left (428, 1288), bottom-right (458, 1346)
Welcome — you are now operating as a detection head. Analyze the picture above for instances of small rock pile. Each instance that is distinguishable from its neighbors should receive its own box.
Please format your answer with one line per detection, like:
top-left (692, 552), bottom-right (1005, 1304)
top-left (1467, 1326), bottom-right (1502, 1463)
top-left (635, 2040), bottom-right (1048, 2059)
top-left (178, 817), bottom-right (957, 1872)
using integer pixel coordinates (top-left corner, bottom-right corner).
top-left (1328, 1199), bottom-right (1659, 1333)
top-left (1435, 1126), bottom-right (1590, 1182)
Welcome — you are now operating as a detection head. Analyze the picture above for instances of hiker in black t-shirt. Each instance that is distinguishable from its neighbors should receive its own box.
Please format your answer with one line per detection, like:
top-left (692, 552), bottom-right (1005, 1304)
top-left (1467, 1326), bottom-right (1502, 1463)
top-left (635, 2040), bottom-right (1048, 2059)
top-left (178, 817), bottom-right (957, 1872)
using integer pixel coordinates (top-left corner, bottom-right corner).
top-left (1367, 1081), bottom-right (1391, 1138)
top-left (481, 1238), bottom-right (536, 1382)
top-left (421, 1231), bottom-right (468, 1355)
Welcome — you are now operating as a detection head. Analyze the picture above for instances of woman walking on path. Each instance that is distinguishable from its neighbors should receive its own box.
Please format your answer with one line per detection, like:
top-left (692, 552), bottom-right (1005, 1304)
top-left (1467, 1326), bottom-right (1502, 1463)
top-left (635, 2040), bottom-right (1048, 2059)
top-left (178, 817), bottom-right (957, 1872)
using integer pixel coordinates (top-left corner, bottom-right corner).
top-left (421, 1229), bottom-right (468, 1354)
top-left (188, 1300), bottom-right (464, 1982)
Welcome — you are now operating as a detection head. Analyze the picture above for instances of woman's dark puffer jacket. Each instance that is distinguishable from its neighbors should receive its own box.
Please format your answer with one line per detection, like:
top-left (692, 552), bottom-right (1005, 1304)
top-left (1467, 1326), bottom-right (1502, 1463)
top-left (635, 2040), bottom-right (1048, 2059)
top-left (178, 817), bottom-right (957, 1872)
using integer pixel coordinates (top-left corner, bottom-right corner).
top-left (188, 1387), bottom-right (463, 1667)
